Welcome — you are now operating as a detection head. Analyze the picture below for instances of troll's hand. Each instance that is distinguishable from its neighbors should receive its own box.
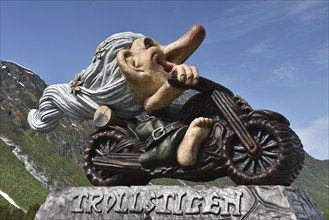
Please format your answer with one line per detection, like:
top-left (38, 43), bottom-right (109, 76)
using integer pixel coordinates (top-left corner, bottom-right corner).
top-left (171, 64), bottom-right (199, 86)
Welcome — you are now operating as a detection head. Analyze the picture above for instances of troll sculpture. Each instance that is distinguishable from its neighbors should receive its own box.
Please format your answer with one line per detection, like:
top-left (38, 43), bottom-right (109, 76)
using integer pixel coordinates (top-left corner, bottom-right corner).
top-left (28, 25), bottom-right (304, 186)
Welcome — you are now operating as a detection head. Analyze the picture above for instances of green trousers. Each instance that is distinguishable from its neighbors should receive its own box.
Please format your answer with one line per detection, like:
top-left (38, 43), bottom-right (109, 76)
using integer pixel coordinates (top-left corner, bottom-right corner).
top-left (135, 118), bottom-right (188, 168)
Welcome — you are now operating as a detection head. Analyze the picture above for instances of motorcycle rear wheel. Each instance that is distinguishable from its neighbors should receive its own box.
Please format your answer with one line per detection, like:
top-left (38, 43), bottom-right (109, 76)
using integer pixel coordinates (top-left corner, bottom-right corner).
top-left (223, 118), bottom-right (304, 185)
top-left (83, 127), bottom-right (150, 186)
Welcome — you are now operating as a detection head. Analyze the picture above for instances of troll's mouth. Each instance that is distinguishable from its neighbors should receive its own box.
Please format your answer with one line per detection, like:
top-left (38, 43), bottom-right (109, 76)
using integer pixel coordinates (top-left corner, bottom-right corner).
top-left (157, 56), bottom-right (175, 75)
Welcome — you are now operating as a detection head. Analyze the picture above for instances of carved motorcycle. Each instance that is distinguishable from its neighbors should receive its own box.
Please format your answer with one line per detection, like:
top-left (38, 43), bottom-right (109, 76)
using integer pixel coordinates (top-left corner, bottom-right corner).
top-left (83, 76), bottom-right (304, 186)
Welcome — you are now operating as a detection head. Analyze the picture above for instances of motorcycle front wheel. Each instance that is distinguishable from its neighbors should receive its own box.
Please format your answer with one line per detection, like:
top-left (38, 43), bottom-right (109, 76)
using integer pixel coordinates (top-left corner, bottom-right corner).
top-left (223, 118), bottom-right (304, 186)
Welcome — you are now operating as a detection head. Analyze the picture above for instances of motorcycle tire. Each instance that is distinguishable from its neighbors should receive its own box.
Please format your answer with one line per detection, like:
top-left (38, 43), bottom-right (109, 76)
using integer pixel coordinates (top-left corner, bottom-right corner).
top-left (223, 118), bottom-right (304, 186)
top-left (83, 129), bottom-right (125, 186)
top-left (83, 126), bottom-right (149, 186)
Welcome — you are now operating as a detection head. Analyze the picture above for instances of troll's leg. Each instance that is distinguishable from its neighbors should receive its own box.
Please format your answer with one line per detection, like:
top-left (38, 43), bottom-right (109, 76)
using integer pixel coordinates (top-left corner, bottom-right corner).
top-left (177, 117), bottom-right (214, 167)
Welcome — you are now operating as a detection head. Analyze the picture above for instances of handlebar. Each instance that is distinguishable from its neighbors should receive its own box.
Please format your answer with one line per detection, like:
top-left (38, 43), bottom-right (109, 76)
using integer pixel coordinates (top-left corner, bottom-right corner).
top-left (167, 75), bottom-right (234, 96)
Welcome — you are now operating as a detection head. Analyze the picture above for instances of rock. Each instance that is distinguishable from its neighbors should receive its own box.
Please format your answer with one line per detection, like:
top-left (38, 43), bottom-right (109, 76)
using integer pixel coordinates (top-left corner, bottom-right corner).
top-left (35, 185), bottom-right (323, 220)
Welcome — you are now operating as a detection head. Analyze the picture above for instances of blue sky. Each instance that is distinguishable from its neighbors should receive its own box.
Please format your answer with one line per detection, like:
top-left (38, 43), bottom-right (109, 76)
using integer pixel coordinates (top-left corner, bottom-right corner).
top-left (1, 1), bottom-right (328, 159)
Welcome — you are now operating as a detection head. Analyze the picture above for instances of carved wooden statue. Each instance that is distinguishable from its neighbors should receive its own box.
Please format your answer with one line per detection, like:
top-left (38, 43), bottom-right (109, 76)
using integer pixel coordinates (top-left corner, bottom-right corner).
top-left (28, 25), bottom-right (304, 186)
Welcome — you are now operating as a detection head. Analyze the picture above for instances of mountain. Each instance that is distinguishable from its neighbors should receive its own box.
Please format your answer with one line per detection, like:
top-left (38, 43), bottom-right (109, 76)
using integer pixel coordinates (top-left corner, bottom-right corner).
top-left (292, 153), bottom-right (329, 214)
top-left (0, 60), bottom-right (328, 215)
top-left (0, 60), bottom-right (93, 211)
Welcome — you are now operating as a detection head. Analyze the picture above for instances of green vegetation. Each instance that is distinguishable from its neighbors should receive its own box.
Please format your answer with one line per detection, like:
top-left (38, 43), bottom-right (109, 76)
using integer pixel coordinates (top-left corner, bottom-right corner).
top-left (0, 196), bottom-right (14, 210)
top-left (324, 210), bottom-right (329, 220)
top-left (292, 153), bottom-right (329, 215)
top-left (0, 139), bottom-right (49, 209)
top-left (24, 204), bottom-right (41, 220)
top-left (0, 101), bottom-right (92, 188)
top-left (0, 64), bottom-right (93, 218)
top-left (0, 205), bottom-right (25, 220)
top-left (0, 204), bottom-right (40, 220)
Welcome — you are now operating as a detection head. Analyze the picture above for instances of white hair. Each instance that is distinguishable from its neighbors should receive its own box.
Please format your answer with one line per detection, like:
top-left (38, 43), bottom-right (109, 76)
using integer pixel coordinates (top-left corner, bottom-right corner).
top-left (28, 32), bottom-right (145, 132)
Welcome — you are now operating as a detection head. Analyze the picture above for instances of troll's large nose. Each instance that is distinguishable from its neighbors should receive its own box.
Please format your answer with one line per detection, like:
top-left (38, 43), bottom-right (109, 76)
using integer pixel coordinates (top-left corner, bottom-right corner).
top-left (161, 24), bottom-right (206, 64)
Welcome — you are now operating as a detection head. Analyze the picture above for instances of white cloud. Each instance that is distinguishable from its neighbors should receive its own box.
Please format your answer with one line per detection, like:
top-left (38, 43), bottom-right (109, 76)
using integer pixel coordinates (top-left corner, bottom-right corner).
top-left (247, 39), bottom-right (271, 55)
top-left (286, 1), bottom-right (320, 15)
top-left (309, 45), bottom-right (329, 69)
top-left (204, 2), bottom-right (281, 42)
top-left (270, 63), bottom-right (302, 87)
top-left (295, 115), bottom-right (329, 160)
top-left (285, 1), bottom-right (328, 24)
top-left (204, 1), bottom-right (328, 43)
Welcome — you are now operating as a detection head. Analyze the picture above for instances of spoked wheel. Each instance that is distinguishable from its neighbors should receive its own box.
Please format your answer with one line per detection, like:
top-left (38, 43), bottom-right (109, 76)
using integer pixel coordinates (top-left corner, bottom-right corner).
top-left (223, 118), bottom-right (304, 185)
top-left (83, 129), bottom-right (125, 186)
top-left (83, 126), bottom-right (150, 186)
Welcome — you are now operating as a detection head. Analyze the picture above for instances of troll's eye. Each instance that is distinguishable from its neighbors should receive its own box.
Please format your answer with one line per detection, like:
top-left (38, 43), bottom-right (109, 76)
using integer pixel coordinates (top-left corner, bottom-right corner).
top-left (144, 38), bottom-right (153, 49)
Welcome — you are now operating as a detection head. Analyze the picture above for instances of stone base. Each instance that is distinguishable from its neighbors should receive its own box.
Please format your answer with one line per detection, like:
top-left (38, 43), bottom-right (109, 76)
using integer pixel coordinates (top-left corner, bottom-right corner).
top-left (35, 185), bottom-right (323, 220)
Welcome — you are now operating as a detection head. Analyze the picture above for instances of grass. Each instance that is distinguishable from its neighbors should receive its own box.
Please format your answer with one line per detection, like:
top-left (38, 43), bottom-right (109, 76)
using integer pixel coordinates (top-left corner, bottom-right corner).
top-left (292, 153), bottom-right (329, 215)
top-left (0, 139), bottom-right (49, 210)
top-left (0, 195), bottom-right (15, 209)
top-left (0, 104), bottom-right (92, 188)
